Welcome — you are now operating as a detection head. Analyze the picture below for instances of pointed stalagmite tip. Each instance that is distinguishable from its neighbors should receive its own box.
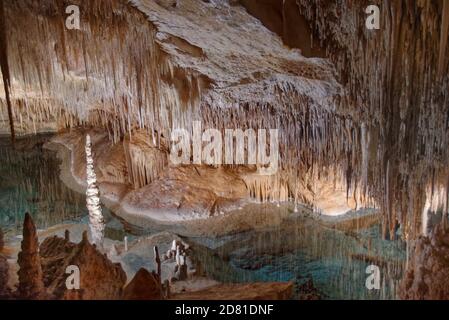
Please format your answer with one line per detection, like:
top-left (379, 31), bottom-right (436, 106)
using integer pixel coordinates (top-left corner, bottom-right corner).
top-left (24, 212), bottom-right (32, 224)
top-left (82, 231), bottom-right (89, 243)
top-left (22, 212), bottom-right (36, 235)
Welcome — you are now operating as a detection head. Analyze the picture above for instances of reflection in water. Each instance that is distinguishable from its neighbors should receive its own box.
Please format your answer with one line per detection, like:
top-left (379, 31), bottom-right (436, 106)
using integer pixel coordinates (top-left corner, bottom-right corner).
top-left (0, 135), bottom-right (406, 300)
top-left (189, 214), bottom-right (406, 300)
top-left (0, 135), bottom-right (87, 235)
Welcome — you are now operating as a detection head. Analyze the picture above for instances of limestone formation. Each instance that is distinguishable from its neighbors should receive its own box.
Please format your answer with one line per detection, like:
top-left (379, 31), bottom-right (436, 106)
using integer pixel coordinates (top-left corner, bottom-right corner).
top-left (154, 246), bottom-right (161, 278)
top-left (171, 282), bottom-right (294, 300)
top-left (122, 268), bottom-right (163, 300)
top-left (0, 227), bottom-right (4, 251)
top-left (39, 231), bottom-right (127, 300)
top-left (16, 213), bottom-right (45, 299)
top-left (0, 0), bottom-right (448, 301)
top-left (0, 254), bottom-right (10, 298)
top-left (174, 245), bottom-right (188, 281)
top-left (400, 225), bottom-right (449, 300)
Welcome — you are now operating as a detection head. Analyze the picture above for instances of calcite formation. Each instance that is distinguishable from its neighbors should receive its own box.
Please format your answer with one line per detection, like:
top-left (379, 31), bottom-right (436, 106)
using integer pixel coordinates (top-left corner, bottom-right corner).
top-left (0, 227), bottom-right (4, 251)
top-left (0, 0), bottom-right (448, 300)
top-left (400, 225), bottom-right (449, 300)
top-left (0, 254), bottom-right (10, 298)
top-left (122, 268), bottom-right (163, 300)
top-left (0, 0), bottom-right (350, 215)
top-left (171, 281), bottom-right (294, 300)
top-left (39, 231), bottom-right (127, 300)
top-left (16, 213), bottom-right (46, 299)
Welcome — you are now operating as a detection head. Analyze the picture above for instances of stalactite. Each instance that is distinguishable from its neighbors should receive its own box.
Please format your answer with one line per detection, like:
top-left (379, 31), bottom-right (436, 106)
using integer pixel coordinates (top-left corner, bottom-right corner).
top-left (1, 0), bottom-right (447, 240)
top-left (0, 0), bottom-right (15, 143)
top-left (296, 0), bottom-right (449, 238)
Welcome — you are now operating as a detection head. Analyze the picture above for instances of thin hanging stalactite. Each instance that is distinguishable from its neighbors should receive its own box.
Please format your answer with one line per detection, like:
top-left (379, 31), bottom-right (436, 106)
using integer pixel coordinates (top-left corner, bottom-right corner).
top-left (438, 0), bottom-right (449, 80)
top-left (0, 0), bottom-right (15, 144)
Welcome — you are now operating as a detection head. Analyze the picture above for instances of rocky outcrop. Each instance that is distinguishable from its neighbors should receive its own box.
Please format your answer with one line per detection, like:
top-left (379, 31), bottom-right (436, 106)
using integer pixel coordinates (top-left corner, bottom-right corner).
top-left (171, 282), bottom-right (293, 300)
top-left (39, 231), bottom-right (127, 300)
top-left (16, 213), bottom-right (46, 299)
top-left (296, 278), bottom-right (323, 300)
top-left (400, 225), bottom-right (449, 300)
top-left (0, 254), bottom-right (10, 298)
top-left (122, 268), bottom-right (163, 300)
top-left (0, 227), bottom-right (4, 251)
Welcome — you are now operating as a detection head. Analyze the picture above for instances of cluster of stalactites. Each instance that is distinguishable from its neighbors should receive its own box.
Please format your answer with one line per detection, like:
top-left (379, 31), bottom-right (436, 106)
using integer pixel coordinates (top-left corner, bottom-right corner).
top-left (0, 0), bottom-right (201, 141)
top-left (296, 0), bottom-right (449, 239)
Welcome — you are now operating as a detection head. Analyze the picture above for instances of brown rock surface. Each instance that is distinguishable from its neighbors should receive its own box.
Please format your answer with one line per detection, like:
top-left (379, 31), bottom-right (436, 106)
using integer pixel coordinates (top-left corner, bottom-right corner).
top-left (16, 213), bottom-right (46, 299)
top-left (122, 268), bottom-right (163, 300)
top-left (400, 225), bottom-right (449, 300)
top-left (171, 281), bottom-right (293, 300)
top-left (0, 254), bottom-right (10, 298)
top-left (40, 231), bottom-right (127, 300)
top-left (0, 227), bottom-right (4, 251)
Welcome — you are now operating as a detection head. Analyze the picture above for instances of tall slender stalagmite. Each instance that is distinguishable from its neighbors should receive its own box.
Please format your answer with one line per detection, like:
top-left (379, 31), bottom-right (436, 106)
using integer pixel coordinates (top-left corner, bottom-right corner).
top-left (17, 213), bottom-right (45, 299)
top-left (85, 134), bottom-right (105, 247)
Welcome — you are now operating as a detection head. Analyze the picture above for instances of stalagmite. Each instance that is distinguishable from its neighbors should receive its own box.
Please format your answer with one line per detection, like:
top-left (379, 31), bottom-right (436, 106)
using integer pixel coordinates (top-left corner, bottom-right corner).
top-left (17, 213), bottom-right (45, 299)
top-left (174, 245), bottom-right (187, 281)
top-left (85, 134), bottom-right (105, 247)
top-left (153, 246), bottom-right (161, 279)
top-left (64, 229), bottom-right (70, 242)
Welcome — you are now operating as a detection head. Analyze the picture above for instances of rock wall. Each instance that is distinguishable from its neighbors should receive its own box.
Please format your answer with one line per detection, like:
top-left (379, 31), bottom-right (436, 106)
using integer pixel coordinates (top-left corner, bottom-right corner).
top-left (400, 225), bottom-right (449, 299)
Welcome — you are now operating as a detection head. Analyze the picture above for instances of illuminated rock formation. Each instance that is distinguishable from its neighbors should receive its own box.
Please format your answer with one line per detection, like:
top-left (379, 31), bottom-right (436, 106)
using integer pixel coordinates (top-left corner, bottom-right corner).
top-left (85, 134), bottom-right (105, 246)
top-left (1, 0), bottom-right (448, 299)
top-left (16, 213), bottom-right (46, 299)
top-left (400, 225), bottom-right (449, 300)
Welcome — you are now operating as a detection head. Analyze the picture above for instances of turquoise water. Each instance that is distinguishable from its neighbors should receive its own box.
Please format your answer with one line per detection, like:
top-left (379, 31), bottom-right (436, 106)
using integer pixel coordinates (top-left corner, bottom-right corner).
top-left (0, 135), bottom-right (132, 241)
top-left (0, 135), bottom-right (87, 234)
top-left (188, 215), bottom-right (406, 299)
top-left (0, 135), bottom-right (406, 299)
